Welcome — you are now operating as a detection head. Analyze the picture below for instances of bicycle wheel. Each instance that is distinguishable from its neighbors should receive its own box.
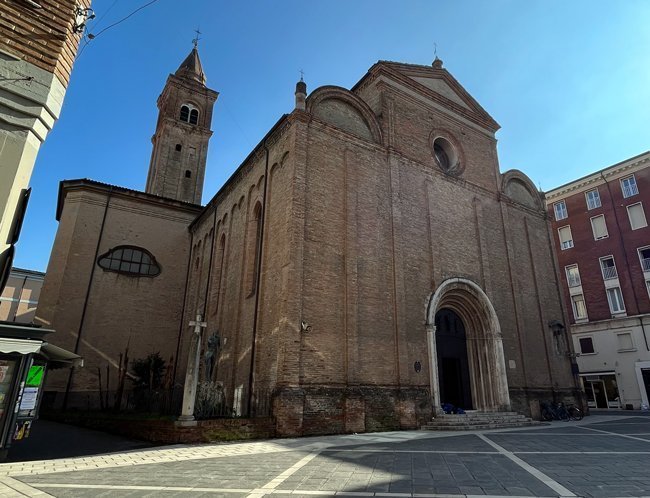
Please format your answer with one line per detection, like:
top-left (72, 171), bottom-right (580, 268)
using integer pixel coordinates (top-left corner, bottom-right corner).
top-left (568, 406), bottom-right (583, 421)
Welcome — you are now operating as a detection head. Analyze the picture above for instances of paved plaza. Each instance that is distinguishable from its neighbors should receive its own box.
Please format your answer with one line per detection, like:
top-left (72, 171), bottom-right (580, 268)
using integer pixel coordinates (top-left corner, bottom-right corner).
top-left (0, 414), bottom-right (649, 497)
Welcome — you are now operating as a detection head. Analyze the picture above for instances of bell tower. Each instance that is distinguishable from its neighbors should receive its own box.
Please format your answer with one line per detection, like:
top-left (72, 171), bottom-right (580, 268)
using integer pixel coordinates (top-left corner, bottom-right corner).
top-left (145, 43), bottom-right (218, 204)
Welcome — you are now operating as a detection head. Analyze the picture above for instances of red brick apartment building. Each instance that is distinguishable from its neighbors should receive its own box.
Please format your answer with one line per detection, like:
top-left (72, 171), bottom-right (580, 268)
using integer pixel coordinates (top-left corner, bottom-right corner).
top-left (546, 151), bottom-right (650, 410)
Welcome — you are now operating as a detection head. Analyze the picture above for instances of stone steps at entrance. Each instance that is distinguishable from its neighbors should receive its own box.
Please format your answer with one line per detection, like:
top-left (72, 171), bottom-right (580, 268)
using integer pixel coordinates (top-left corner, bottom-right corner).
top-left (422, 411), bottom-right (541, 431)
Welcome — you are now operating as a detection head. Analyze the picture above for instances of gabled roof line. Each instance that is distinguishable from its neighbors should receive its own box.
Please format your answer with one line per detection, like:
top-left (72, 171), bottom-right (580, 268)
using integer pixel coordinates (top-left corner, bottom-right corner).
top-left (352, 60), bottom-right (500, 132)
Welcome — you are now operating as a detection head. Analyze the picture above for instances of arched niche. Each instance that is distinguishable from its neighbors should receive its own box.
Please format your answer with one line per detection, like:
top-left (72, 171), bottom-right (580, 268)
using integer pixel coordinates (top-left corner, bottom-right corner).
top-left (501, 170), bottom-right (543, 210)
top-left (307, 86), bottom-right (382, 145)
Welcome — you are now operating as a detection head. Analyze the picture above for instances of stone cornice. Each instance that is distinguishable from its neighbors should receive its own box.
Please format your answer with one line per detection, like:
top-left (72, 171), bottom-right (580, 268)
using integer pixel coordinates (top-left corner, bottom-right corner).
top-left (569, 312), bottom-right (650, 334)
top-left (545, 151), bottom-right (650, 202)
top-left (157, 116), bottom-right (214, 137)
top-left (388, 147), bottom-right (545, 218)
top-left (353, 63), bottom-right (499, 133)
top-left (379, 82), bottom-right (497, 141)
top-left (190, 114), bottom-right (293, 230)
top-left (306, 115), bottom-right (386, 154)
top-left (57, 179), bottom-right (202, 221)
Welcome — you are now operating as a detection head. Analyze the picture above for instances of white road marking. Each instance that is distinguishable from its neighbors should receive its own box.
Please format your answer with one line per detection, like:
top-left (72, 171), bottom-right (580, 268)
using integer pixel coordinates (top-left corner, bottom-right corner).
top-left (323, 449), bottom-right (499, 454)
top-left (477, 434), bottom-right (576, 498)
top-left (247, 449), bottom-right (321, 498)
top-left (0, 476), bottom-right (53, 496)
top-left (29, 483), bottom-right (250, 493)
top-left (578, 425), bottom-right (650, 442)
top-left (486, 432), bottom-right (650, 436)
top-left (20, 485), bottom-right (569, 498)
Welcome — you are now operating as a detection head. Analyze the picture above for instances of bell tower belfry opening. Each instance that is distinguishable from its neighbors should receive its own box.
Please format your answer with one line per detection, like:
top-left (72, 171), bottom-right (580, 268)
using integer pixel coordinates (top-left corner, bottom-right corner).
top-left (145, 44), bottom-right (219, 204)
top-left (426, 278), bottom-right (510, 414)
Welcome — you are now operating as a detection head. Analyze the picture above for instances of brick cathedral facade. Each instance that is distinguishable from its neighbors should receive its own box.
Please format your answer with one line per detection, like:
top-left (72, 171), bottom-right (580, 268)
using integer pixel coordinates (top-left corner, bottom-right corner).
top-left (36, 49), bottom-right (579, 434)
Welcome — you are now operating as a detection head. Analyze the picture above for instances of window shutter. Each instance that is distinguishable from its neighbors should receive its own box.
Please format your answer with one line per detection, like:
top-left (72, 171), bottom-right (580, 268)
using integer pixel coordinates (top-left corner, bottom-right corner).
top-left (591, 215), bottom-right (608, 239)
top-left (628, 204), bottom-right (647, 230)
top-left (617, 333), bottom-right (634, 350)
top-left (558, 226), bottom-right (573, 249)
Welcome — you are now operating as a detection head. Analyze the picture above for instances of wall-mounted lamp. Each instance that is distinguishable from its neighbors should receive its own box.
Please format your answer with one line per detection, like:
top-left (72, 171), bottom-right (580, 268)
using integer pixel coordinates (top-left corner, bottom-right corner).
top-left (301, 320), bottom-right (312, 333)
top-left (548, 320), bottom-right (565, 336)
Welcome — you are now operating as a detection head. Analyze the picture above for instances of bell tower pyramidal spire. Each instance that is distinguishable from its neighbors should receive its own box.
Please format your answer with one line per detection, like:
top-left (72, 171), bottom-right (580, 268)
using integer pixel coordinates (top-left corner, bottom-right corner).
top-left (145, 40), bottom-right (218, 204)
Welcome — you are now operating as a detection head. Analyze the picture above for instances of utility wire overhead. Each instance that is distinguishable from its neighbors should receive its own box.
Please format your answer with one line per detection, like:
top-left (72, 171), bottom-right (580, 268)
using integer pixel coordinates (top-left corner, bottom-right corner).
top-left (76, 0), bottom-right (163, 61)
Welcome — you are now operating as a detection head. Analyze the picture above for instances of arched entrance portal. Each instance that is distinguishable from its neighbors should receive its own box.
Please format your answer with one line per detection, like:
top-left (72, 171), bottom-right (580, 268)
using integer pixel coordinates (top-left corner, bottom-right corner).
top-left (426, 278), bottom-right (510, 414)
top-left (435, 308), bottom-right (472, 410)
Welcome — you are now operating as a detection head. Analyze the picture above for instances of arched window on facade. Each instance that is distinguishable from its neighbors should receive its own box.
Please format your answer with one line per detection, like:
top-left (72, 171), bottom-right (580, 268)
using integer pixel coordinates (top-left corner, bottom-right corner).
top-left (211, 234), bottom-right (226, 317)
top-left (180, 104), bottom-right (199, 124)
top-left (98, 246), bottom-right (161, 277)
top-left (194, 240), bottom-right (202, 271)
top-left (246, 202), bottom-right (263, 296)
top-left (180, 105), bottom-right (190, 122)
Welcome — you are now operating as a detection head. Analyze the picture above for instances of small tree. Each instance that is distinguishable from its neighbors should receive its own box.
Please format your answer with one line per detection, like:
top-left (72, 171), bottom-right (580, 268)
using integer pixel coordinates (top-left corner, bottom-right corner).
top-left (130, 352), bottom-right (166, 390)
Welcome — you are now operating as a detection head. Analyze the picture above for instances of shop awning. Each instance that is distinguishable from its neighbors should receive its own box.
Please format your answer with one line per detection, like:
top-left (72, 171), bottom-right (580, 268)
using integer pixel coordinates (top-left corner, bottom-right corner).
top-left (0, 323), bottom-right (82, 368)
top-left (0, 338), bottom-right (42, 355)
top-left (39, 343), bottom-right (83, 369)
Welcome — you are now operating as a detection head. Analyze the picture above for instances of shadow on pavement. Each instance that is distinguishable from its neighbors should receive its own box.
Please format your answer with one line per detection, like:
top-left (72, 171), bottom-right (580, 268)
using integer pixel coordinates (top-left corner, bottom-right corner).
top-left (6, 420), bottom-right (153, 462)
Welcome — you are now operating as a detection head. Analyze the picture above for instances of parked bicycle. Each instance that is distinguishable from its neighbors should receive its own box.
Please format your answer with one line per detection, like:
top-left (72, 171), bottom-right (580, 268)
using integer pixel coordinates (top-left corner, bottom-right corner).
top-left (540, 401), bottom-right (583, 421)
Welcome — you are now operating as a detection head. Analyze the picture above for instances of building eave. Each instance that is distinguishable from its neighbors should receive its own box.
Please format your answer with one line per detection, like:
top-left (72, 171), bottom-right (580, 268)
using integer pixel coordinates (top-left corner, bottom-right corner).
top-left (545, 150), bottom-right (650, 202)
top-left (56, 179), bottom-right (203, 221)
top-left (189, 113), bottom-right (291, 230)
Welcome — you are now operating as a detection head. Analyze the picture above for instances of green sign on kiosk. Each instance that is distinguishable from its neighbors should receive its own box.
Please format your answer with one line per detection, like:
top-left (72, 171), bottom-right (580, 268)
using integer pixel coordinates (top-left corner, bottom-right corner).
top-left (25, 366), bottom-right (45, 387)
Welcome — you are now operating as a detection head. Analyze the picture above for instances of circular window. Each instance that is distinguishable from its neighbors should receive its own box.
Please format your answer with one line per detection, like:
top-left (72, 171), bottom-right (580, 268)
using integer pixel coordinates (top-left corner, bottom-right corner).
top-left (434, 142), bottom-right (450, 171)
top-left (432, 137), bottom-right (460, 175)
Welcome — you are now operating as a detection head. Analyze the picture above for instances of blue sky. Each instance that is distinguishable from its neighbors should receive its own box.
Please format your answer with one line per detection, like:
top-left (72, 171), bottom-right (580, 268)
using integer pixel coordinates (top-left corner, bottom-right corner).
top-left (17, 0), bottom-right (650, 271)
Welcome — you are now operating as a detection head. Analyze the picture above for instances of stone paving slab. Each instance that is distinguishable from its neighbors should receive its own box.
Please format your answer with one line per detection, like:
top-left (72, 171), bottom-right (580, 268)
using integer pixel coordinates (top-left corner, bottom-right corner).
top-left (6, 414), bottom-right (650, 497)
top-left (489, 433), bottom-right (650, 453)
top-left (517, 453), bottom-right (650, 497)
top-left (32, 491), bottom-right (242, 498)
top-left (325, 435), bottom-right (496, 453)
top-left (19, 451), bottom-right (306, 489)
top-left (279, 452), bottom-right (556, 496)
top-left (586, 422), bottom-right (650, 435)
top-left (499, 426), bottom-right (596, 435)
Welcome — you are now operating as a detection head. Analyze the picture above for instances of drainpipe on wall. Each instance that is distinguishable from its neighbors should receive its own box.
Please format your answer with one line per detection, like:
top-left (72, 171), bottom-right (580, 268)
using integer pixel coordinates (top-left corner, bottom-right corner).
top-left (63, 188), bottom-right (113, 409)
top-left (172, 230), bottom-right (195, 387)
top-left (600, 172), bottom-right (647, 351)
top-left (202, 209), bottom-right (218, 317)
top-left (11, 274), bottom-right (29, 322)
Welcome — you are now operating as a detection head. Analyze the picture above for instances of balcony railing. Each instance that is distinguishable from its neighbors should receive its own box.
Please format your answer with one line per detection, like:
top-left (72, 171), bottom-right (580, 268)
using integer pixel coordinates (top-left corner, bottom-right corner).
top-left (602, 266), bottom-right (618, 280)
top-left (642, 258), bottom-right (650, 272)
top-left (567, 274), bottom-right (581, 287)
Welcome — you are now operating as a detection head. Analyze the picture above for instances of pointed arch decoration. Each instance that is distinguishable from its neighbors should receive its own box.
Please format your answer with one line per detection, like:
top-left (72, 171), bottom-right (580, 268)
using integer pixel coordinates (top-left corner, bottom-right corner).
top-left (426, 278), bottom-right (510, 414)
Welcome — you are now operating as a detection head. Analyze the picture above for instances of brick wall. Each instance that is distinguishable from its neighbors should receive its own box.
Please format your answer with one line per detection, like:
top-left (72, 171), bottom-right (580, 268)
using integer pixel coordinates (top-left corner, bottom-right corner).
top-left (44, 411), bottom-right (275, 444)
top-left (36, 182), bottom-right (200, 396)
top-left (178, 121), bottom-right (295, 416)
top-left (0, 0), bottom-right (89, 87)
top-left (180, 62), bottom-right (577, 435)
top-left (548, 158), bottom-right (650, 323)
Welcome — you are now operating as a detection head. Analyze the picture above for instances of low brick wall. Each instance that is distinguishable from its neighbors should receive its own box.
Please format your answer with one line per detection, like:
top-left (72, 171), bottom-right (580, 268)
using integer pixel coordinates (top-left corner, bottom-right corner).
top-left (273, 386), bottom-right (432, 436)
top-left (43, 412), bottom-right (276, 444)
